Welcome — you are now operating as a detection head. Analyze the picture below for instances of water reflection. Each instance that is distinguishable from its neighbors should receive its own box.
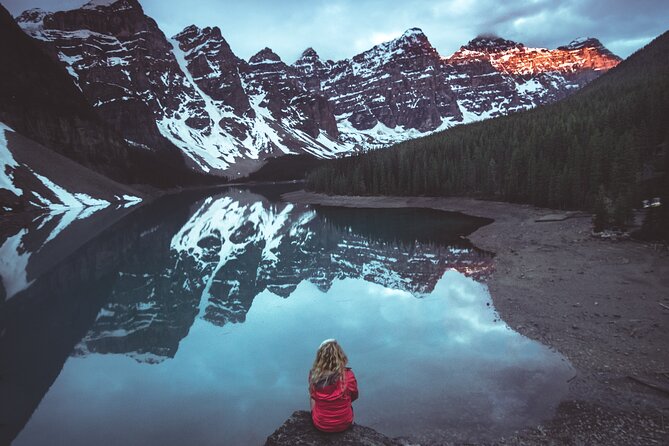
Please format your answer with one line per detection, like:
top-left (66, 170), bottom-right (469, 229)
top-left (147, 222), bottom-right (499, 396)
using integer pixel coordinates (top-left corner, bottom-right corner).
top-left (0, 186), bottom-right (571, 446)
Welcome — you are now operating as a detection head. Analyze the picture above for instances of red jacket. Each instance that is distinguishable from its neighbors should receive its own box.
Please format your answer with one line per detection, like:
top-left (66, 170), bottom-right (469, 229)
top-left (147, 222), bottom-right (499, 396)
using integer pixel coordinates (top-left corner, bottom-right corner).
top-left (310, 368), bottom-right (359, 432)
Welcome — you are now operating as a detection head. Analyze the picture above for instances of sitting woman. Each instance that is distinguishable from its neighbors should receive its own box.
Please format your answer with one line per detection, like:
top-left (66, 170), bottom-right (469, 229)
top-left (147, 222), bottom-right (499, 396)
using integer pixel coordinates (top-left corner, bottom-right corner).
top-left (308, 339), bottom-right (359, 432)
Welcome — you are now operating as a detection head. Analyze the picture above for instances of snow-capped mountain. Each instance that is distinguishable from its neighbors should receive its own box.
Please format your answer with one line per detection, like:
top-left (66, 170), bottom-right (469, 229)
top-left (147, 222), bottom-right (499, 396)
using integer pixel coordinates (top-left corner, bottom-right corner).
top-left (443, 35), bottom-right (621, 118)
top-left (169, 25), bottom-right (345, 174)
top-left (15, 0), bottom-right (224, 172)
top-left (16, 1), bottom-right (346, 177)
top-left (0, 2), bottom-right (202, 197)
top-left (293, 28), bottom-right (464, 148)
top-left (15, 0), bottom-right (620, 177)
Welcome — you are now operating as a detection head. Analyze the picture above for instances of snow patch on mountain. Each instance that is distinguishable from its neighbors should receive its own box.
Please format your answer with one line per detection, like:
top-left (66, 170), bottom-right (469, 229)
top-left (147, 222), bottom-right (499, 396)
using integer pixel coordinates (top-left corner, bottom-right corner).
top-left (82, 0), bottom-right (123, 9)
top-left (32, 172), bottom-right (109, 210)
top-left (161, 38), bottom-right (241, 172)
top-left (164, 35), bottom-right (350, 175)
top-left (1, 121), bottom-right (142, 211)
top-left (337, 115), bottom-right (426, 148)
top-left (336, 112), bottom-right (463, 149)
top-left (0, 122), bottom-right (22, 197)
top-left (457, 100), bottom-right (501, 123)
top-left (0, 229), bottom-right (34, 300)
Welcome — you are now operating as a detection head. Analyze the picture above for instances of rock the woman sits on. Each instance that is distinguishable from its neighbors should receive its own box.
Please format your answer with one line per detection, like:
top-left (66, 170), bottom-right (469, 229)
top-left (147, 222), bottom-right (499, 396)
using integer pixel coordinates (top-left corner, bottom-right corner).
top-left (308, 339), bottom-right (359, 432)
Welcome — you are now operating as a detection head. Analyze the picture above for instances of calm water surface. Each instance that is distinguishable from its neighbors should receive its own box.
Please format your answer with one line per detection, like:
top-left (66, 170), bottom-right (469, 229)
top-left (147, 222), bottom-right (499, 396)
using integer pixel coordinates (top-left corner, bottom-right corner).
top-left (0, 185), bottom-right (572, 445)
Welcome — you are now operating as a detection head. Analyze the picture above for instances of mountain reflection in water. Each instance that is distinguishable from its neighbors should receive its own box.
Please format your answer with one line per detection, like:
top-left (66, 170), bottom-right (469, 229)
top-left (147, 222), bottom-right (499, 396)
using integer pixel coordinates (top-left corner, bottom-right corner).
top-left (0, 185), bottom-right (571, 446)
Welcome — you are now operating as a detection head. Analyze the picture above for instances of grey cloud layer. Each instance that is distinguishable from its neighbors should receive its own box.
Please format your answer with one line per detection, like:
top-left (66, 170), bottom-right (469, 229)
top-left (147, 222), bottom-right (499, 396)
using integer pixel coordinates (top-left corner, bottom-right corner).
top-left (5, 0), bottom-right (669, 61)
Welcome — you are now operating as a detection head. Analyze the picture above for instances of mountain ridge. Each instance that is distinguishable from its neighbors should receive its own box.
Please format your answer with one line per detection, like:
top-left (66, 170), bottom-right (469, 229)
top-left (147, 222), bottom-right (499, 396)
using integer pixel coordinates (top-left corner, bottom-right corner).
top-left (305, 29), bottom-right (669, 238)
top-left (14, 0), bottom-right (620, 178)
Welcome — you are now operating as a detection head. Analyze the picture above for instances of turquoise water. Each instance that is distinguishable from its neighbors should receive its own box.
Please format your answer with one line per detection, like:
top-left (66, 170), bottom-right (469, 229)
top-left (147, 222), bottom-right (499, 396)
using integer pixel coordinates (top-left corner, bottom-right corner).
top-left (0, 185), bottom-right (571, 445)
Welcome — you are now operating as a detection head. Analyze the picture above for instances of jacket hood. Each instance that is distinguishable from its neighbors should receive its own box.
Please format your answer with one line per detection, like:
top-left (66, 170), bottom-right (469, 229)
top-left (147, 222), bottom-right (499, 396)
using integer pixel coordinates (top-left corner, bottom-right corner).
top-left (311, 371), bottom-right (346, 402)
top-left (312, 380), bottom-right (346, 401)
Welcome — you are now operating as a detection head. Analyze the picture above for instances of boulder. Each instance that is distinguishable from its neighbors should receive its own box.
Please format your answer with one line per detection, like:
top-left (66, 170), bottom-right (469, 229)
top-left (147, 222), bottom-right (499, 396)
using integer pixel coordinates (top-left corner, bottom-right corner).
top-left (264, 411), bottom-right (403, 446)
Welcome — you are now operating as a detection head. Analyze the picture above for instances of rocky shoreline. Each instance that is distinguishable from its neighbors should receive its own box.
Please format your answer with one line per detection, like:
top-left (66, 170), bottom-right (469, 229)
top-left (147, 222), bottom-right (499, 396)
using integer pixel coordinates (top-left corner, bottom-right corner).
top-left (277, 190), bottom-right (669, 445)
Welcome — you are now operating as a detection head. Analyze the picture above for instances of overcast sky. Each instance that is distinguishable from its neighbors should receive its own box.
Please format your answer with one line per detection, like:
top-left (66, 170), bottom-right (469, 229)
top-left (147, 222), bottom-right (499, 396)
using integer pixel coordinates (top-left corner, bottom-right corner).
top-left (5, 0), bottom-right (669, 62)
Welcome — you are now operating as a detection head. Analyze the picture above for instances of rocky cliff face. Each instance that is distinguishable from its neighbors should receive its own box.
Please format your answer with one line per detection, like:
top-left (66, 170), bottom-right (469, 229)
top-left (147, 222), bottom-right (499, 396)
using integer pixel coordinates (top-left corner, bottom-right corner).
top-left (2, 2), bottom-right (205, 188)
top-left (170, 26), bottom-right (345, 174)
top-left (0, 3), bottom-right (132, 184)
top-left (243, 47), bottom-right (339, 139)
top-left (293, 28), bottom-right (463, 148)
top-left (15, 0), bottom-right (621, 177)
top-left (17, 2), bottom-right (346, 177)
top-left (17, 0), bottom-right (230, 173)
top-left (444, 35), bottom-right (622, 118)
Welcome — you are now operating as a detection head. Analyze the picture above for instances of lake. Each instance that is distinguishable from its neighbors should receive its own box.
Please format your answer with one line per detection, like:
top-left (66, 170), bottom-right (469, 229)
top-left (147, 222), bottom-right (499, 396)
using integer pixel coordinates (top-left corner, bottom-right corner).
top-left (0, 184), bottom-right (572, 445)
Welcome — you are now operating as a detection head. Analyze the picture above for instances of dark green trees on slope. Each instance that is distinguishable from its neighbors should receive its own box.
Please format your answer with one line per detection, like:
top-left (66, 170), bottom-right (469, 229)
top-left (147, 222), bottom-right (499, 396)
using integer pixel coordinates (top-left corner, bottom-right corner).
top-left (307, 31), bottom-right (669, 235)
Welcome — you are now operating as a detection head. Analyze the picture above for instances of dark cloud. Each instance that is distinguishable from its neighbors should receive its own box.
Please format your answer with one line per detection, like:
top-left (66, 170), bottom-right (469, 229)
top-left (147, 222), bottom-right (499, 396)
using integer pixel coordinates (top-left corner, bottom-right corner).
top-left (4, 0), bottom-right (669, 61)
top-left (476, 0), bottom-right (555, 28)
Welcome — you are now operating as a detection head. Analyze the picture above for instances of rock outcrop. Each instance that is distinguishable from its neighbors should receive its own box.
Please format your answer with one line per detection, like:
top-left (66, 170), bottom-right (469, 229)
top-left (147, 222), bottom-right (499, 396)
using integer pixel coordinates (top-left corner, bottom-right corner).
top-left (264, 411), bottom-right (403, 446)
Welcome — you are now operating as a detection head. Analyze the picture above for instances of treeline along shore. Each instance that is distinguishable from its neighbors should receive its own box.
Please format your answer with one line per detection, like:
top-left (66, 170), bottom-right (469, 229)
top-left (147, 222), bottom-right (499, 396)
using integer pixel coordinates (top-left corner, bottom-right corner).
top-left (305, 31), bottom-right (669, 240)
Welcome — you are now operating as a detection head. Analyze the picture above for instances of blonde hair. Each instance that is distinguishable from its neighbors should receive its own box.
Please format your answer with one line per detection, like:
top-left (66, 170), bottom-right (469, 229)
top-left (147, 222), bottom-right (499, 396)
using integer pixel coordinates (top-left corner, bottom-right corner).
top-left (309, 339), bottom-right (348, 388)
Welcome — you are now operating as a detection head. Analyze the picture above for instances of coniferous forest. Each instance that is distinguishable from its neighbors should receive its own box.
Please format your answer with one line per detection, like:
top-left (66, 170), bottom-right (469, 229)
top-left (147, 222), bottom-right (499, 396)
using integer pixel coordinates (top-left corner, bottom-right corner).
top-left (307, 31), bottom-right (669, 239)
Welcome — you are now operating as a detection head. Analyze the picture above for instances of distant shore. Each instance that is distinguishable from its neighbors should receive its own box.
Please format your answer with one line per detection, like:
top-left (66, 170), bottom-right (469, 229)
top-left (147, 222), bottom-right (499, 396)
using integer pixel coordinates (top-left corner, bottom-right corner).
top-left (282, 190), bottom-right (669, 445)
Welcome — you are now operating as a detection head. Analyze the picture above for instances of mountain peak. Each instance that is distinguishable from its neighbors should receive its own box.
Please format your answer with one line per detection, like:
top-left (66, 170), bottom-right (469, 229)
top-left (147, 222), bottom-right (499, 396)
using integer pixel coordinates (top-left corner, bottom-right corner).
top-left (172, 24), bottom-right (234, 62)
top-left (173, 24), bottom-right (224, 42)
top-left (464, 34), bottom-right (522, 52)
top-left (558, 37), bottom-right (611, 52)
top-left (174, 24), bottom-right (201, 37)
top-left (294, 47), bottom-right (322, 66)
top-left (560, 36), bottom-right (601, 50)
top-left (293, 47), bottom-right (329, 74)
top-left (15, 8), bottom-right (49, 25)
top-left (558, 37), bottom-right (621, 60)
top-left (300, 47), bottom-right (319, 59)
top-left (401, 27), bottom-right (426, 39)
top-left (81, 0), bottom-right (140, 11)
top-left (352, 26), bottom-right (437, 67)
top-left (396, 27), bottom-right (431, 47)
top-left (249, 47), bottom-right (282, 64)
